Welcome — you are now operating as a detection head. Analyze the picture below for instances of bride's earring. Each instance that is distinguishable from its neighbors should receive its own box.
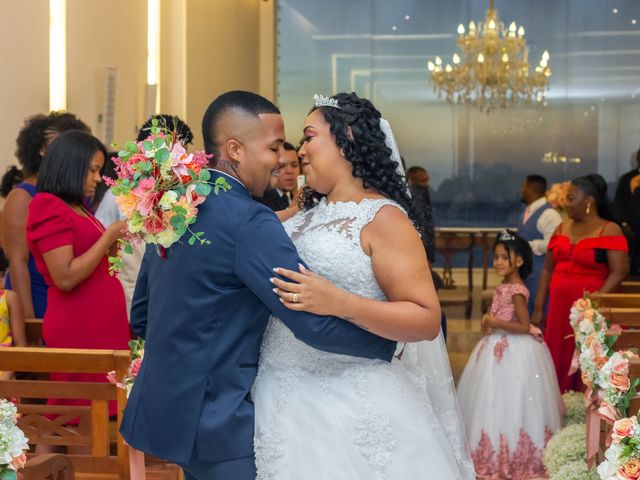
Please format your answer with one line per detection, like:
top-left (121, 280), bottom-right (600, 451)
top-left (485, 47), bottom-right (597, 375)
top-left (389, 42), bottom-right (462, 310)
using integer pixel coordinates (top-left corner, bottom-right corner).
top-left (340, 148), bottom-right (345, 157)
top-left (586, 203), bottom-right (591, 215)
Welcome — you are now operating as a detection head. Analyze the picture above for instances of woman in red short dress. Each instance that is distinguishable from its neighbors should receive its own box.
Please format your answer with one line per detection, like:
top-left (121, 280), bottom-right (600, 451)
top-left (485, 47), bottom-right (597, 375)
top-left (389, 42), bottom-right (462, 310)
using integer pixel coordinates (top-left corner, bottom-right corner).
top-left (26, 130), bottom-right (130, 416)
top-left (532, 174), bottom-right (628, 392)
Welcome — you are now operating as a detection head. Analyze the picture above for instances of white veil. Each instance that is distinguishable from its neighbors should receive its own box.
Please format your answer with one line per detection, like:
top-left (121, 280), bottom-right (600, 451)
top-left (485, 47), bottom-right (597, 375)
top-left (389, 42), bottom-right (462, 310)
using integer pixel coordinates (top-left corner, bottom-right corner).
top-left (379, 118), bottom-right (476, 479)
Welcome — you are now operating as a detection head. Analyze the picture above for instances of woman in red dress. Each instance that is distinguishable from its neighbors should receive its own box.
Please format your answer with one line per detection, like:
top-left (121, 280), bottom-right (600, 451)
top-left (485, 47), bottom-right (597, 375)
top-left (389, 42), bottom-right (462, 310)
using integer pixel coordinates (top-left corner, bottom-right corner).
top-left (532, 174), bottom-right (628, 392)
top-left (26, 130), bottom-right (130, 415)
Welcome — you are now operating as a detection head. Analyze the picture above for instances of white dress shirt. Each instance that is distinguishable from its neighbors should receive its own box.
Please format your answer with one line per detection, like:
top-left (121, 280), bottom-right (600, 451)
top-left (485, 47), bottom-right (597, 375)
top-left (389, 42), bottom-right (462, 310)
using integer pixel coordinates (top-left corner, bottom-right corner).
top-left (523, 197), bottom-right (563, 256)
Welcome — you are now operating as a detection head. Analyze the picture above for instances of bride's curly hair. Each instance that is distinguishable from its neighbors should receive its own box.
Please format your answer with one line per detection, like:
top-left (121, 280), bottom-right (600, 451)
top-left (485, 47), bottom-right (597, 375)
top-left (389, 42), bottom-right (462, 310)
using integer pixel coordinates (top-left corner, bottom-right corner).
top-left (300, 92), bottom-right (424, 234)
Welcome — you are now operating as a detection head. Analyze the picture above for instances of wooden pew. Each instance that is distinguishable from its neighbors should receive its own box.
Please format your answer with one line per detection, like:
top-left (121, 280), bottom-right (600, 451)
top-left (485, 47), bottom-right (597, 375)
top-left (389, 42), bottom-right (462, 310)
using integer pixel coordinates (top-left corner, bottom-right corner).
top-left (619, 281), bottom-right (640, 294)
top-left (21, 453), bottom-right (74, 480)
top-left (600, 307), bottom-right (640, 353)
top-left (591, 293), bottom-right (640, 309)
top-left (0, 348), bottom-right (180, 480)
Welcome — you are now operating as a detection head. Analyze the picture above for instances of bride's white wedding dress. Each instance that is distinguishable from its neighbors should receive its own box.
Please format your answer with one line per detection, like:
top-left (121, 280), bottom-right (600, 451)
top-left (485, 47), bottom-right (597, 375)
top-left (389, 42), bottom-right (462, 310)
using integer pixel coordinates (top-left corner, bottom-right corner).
top-left (253, 197), bottom-right (475, 479)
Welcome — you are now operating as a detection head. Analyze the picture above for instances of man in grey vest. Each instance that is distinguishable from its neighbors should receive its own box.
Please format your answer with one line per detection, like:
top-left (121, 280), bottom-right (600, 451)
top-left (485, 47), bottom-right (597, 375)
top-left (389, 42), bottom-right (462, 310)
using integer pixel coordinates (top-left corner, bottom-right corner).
top-left (518, 175), bottom-right (563, 313)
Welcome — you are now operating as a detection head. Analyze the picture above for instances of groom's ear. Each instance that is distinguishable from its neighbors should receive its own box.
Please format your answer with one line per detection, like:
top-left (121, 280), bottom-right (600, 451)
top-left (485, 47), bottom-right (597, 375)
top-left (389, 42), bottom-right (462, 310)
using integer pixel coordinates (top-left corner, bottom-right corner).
top-left (226, 138), bottom-right (243, 163)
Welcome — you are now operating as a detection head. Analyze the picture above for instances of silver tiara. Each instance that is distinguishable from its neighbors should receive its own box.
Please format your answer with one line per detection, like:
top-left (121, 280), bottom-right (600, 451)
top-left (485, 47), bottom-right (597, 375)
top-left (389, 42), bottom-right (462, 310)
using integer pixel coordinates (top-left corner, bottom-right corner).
top-left (498, 230), bottom-right (516, 241)
top-left (313, 94), bottom-right (341, 109)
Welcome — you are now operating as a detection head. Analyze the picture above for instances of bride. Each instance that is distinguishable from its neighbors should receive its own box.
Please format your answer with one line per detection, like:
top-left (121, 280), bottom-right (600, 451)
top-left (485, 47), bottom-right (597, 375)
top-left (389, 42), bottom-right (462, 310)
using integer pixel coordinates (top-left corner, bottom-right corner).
top-left (252, 92), bottom-right (475, 479)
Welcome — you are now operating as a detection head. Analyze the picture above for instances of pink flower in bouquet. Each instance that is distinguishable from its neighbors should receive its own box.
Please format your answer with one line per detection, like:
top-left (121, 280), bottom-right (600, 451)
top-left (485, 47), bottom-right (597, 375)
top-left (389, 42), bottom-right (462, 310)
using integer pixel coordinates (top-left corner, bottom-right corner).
top-left (618, 459), bottom-right (640, 480)
top-left (170, 144), bottom-right (194, 179)
top-left (144, 214), bottom-right (165, 234)
top-left (598, 401), bottom-right (620, 423)
top-left (129, 357), bottom-right (142, 378)
top-left (574, 298), bottom-right (591, 312)
top-left (133, 177), bottom-right (161, 216)
top-left (612, 416), bottom-right (638, 443)
top-left (186, 184), bottom-right (206, 207)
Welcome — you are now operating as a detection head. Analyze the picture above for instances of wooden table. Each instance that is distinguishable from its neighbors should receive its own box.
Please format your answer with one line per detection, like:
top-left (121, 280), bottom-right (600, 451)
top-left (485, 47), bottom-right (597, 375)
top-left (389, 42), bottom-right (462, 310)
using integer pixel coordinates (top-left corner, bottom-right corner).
top-left (435, 227), bottom-right (509, 318)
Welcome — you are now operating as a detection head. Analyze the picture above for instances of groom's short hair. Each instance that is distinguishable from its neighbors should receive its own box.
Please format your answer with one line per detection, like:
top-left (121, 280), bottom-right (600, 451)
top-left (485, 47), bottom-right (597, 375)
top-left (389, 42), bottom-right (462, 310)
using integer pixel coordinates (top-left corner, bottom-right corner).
top-left (202, 91), bottom-right (280, 160)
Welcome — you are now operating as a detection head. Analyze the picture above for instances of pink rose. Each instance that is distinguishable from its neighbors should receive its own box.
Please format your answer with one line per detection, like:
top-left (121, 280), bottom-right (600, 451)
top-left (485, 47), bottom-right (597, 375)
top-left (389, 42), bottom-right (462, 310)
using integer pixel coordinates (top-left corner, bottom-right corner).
top-left (612, 357), bottom-right (630, 376)
top-left (582, 308), bottom-right (596, 321)
top-left (129, 357), bottom-right (142, 378)
top-left (610, 372), bottom-right (631, 392)
top-left (589, 339), bottom-right (604, 358)
top-left (598, 401), bottom-right (620, 424)
top-left (143, 215), bottom-right (165, 234)
top-left (618, 459), bottom-right (640, 480)
top-left (612, 417), bottom-right (637, 443)
top-left (574, 298), bottom-right (591, 311)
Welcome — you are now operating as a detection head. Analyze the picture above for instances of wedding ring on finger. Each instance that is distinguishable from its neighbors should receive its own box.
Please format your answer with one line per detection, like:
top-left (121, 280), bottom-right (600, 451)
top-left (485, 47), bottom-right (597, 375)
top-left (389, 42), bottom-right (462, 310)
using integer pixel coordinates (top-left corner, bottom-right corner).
top-left (292, 292), bottom-right (299, 303)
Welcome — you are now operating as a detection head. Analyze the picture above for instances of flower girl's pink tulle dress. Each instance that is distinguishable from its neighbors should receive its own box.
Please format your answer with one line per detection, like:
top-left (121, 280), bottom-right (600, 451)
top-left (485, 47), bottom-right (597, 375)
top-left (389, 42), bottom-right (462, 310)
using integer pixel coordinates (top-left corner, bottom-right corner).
top-left (457, 283), bottom-right (563, 479)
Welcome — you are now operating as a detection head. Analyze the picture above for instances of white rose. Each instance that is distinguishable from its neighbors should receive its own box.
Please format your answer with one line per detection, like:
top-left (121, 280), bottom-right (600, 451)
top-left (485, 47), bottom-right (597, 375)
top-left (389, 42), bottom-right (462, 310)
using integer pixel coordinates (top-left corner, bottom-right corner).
top-left (579, 318), bottom-right (594, 334)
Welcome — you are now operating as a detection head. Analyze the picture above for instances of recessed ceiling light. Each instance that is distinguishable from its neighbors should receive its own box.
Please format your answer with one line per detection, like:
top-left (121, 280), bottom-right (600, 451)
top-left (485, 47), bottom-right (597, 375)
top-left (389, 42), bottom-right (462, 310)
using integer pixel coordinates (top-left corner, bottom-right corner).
top-left (632, 19), bottom-right (637, 25)
top-left (405, 15), bottom-right (411, 21)
top-left (392, 25), bottom-right (397, 31)
top-left (612, 8), bottom-right (618, 14)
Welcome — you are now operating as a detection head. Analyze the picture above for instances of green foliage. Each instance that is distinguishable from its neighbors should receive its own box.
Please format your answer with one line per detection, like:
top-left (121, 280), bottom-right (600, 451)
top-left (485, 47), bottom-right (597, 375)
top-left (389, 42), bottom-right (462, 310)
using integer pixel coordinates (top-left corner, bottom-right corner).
top-left (154, 147), bottom-right (170, 163)
top-left (0, 468), bottom-right (17, 480)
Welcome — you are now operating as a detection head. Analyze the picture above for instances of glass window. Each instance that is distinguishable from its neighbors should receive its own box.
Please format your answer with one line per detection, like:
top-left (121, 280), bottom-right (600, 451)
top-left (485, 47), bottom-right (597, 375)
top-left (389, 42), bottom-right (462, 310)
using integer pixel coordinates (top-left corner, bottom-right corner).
top-left (277, 0), bottom-right (640, 226)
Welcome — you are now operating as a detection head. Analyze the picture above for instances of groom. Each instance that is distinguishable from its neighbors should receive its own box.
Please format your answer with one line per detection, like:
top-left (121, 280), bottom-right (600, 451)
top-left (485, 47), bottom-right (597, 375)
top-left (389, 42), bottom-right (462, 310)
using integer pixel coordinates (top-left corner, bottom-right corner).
top-left (120, 91), bottom-right (397, 480)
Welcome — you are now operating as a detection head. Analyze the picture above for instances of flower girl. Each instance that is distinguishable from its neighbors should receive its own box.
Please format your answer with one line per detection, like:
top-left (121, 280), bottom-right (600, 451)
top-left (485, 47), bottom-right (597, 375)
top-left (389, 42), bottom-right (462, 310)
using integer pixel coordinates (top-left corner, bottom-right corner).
top-left (457, 230), bottom-right (562, 479)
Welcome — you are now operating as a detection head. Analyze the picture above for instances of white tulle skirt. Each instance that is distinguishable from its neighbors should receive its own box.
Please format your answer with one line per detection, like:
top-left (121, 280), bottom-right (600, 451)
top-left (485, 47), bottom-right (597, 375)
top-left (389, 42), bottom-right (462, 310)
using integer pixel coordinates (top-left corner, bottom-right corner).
top-left (457, 331), bottom-right (563, 479)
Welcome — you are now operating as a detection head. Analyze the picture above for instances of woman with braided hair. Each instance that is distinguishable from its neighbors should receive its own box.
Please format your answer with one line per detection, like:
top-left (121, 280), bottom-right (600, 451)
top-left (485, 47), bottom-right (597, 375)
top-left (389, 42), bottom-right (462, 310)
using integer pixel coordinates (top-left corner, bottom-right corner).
top-left (253, 92), bottom-right (474, 479)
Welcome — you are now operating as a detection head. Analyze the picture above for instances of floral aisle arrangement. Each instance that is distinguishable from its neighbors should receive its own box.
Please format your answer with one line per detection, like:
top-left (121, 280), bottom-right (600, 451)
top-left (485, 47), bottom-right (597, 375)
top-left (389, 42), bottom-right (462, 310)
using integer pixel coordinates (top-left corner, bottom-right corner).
top-left (598, 415), bottom-right (640, 480)
top-left (0, 399), bottom-right (28, 480)
top-left (597, 352), bottom-right (640, 423)
top-left (107, 118), bottom-right (231, 274)
top-left (569, 296), bottom-right (639, 422)
top-left (569, 297), bottom-right (618, 391)
top-left (566, 295), bottom-right (640, 477)
top-left (107, 339), bottom-right (145, 398)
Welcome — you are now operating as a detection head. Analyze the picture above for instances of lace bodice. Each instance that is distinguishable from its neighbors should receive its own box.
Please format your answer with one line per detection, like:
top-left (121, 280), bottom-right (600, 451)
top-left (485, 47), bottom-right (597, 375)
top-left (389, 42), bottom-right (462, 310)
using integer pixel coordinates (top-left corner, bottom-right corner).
top-left (490, 283), bottom-right (529, 322)
top-left (260, 198), bottom-right (404, 371)
top-left (284, 197), bottom-right (402, 299)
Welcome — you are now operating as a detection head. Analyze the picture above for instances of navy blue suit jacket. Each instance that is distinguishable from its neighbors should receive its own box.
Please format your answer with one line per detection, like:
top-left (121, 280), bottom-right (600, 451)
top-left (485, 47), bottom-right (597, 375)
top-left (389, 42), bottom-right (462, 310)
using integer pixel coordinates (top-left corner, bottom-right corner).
top-left (119, 172), bottom-right (396, 466)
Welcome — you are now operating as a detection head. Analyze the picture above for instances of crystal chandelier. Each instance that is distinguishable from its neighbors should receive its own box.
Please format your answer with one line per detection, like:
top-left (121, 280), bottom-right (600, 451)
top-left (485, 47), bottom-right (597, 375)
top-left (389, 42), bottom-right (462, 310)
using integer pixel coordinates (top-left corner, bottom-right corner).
top-left (427, 0), bottom-right (551, 112)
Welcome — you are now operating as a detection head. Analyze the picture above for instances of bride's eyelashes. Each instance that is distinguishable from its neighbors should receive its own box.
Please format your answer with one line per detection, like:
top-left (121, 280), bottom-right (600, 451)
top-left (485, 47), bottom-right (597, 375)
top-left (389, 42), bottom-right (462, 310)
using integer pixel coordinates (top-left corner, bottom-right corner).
top-left (302, 136), bottom-right (313, 143)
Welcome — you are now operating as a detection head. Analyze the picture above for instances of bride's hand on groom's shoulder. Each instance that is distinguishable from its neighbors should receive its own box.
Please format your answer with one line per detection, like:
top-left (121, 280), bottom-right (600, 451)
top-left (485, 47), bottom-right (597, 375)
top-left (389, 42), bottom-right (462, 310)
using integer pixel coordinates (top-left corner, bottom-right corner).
top-left (270, 264), bottom-right (346, 316)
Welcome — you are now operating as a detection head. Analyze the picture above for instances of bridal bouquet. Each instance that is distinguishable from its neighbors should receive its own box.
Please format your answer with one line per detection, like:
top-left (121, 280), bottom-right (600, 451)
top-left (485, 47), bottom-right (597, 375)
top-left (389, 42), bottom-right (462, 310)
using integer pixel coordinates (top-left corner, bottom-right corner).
top-left (0, 399), bottom-right (28, 479)
top-left (598, 415), bottom-right (640, 480)
top-left (107, 118), bottom-right (231, 273)
top-left (107, 339), bottom-right (145, 398)
top-left (546, 181), bottom-right (571, 210)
